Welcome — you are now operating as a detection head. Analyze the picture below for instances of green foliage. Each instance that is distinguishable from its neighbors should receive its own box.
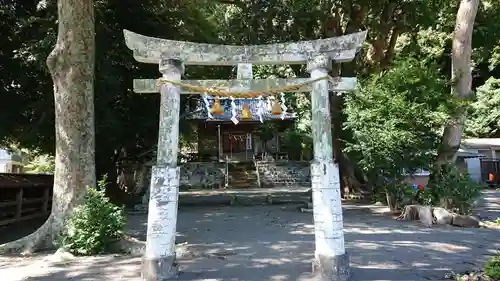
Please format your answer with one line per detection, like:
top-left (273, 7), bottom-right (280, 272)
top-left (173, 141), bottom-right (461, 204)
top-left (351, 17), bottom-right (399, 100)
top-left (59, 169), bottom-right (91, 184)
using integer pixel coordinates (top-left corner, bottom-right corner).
top-left (344, 57), bottom-right (450, 183)
top-left (280, 127), bottom-right (313, 161)
top-left (374, 179), bottom-right (437, 209)
top-left (24, 154), bottom-right (55, 174)
top-left (475, 1), bottom-right (500, 72)
top-left (374, 163), bottom-right (484, 213)
top-left (466, 77), bottom-right (500, 138)
top-left (490, 42), bottom-right (500, 71)
top-left (484, 253), bottom-right (500, 279)
top-left (0, 0), bottom-right (222, 177)
top-left (415, 188), bottom-right (435, 206)
top-left (427, 163), bottom-right (484, 214)
top-left (61, 176), bottom-right (126, 255)
top-left (379, 179), bottom-right (414, 209)
top-left (255, 123), bottom-right (276, 143)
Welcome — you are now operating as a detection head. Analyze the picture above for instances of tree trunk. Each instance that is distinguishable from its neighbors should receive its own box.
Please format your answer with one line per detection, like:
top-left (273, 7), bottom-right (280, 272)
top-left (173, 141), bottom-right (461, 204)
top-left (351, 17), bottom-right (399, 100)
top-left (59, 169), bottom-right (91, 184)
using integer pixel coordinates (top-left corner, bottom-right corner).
top-left (0, 0), bottom-right (95, 254)
top-left (435, 0), bottom-right (479, 165)
top-left (385, 190), bottom-right (397, 212)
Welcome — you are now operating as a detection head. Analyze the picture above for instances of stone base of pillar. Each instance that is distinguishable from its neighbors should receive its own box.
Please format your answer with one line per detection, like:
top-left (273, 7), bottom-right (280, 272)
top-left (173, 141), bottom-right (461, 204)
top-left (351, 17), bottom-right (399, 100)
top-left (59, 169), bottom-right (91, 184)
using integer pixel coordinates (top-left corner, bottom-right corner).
top-left (312, 252), bottom-right (351, 281)
top-left (142, 255), bottom-right (179, 281)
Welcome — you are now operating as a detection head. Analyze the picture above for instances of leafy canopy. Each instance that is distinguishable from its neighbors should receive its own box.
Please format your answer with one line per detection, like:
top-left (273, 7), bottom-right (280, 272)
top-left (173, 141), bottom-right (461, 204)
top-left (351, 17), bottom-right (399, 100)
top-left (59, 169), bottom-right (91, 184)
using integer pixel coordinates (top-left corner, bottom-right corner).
top-left (466, 77), bottom-right (500, 138)
top-left (344, 57), bottom-right (451, 181)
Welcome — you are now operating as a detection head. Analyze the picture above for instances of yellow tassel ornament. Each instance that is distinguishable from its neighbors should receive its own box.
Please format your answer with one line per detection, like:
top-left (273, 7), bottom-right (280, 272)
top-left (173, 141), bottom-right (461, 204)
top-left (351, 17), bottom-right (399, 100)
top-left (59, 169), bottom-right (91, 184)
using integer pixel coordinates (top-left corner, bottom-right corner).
top-left (241, 104), bottom-right (252, 120)
top-left (271, 99), bottom-right (282, 115)
top-left (211, 97), bottom-right (224, 115)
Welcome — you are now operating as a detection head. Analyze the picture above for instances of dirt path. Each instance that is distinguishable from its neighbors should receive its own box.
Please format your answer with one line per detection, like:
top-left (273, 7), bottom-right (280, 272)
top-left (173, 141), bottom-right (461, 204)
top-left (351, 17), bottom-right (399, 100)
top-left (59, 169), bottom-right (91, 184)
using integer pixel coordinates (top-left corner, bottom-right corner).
top-left (1, 191), bottom-right (499, 281)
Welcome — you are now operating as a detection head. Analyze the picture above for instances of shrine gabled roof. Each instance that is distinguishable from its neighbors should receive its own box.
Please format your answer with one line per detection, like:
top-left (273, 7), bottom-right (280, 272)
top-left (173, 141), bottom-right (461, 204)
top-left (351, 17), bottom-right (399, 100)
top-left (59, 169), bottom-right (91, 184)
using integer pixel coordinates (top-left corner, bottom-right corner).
top-left (186, 97), bottom-right (296, 121)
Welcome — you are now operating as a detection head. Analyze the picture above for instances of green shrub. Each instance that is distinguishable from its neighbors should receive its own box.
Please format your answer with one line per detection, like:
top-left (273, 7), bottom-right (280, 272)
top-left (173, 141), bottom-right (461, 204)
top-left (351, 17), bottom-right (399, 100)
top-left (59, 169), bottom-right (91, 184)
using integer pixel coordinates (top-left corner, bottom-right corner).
top-left (484, 253), bottom-right (500, 279)
top-left (386, 180), bottom-right (413, 209)
top-left (372, 178), bottom-right (418, 210)
top-left (344, 57), bottom-right (450, 196)
top-left (428, 163), bottom-right (484, 214)
top-left (415, 187), bottom-right (434, 205)
top-left (61, 176), bottom-right (126, 255)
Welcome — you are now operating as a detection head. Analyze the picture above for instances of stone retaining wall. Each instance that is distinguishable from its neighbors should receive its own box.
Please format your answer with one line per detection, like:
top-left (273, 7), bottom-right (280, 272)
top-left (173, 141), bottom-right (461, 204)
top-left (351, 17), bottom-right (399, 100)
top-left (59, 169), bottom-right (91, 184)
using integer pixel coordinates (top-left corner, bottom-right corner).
top-left (177, 161), bottom-right (311, 189)
top-left (180, 162), bottom-right (225, 189)
top-left (256, 161), bottom-right (310, 186)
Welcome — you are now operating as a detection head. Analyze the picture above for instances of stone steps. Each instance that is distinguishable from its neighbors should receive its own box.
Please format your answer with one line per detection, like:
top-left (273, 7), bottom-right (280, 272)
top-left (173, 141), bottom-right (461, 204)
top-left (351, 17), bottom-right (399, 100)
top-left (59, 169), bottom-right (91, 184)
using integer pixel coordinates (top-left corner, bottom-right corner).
top-left (228, 162), bottom-right (258, 188)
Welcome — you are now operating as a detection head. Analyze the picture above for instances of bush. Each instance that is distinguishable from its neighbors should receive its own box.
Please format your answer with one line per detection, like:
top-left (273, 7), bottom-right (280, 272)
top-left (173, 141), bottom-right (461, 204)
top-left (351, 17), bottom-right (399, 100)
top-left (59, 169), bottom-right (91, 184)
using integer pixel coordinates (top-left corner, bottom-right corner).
top-left (427, 163), bottom-right (484, 214)
top-left (378, 179), bottom-right (414, 210)
top-left (484, 253), bottom-right (500, 279)
top-left (61, 176), bottom-right (126, 255)
top-left (344, 58), bottom-right (450, 172)
top-left (373, 163), bottom-right (484, 215)
top-left (344, 57), bottom-right (452, 203)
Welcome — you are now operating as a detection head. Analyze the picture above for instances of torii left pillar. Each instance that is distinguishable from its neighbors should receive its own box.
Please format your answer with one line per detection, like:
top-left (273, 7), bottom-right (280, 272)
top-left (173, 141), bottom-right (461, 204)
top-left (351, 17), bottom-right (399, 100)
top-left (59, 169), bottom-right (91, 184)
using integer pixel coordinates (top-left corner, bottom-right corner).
top-left (142, 58), bottom-right (184, 281)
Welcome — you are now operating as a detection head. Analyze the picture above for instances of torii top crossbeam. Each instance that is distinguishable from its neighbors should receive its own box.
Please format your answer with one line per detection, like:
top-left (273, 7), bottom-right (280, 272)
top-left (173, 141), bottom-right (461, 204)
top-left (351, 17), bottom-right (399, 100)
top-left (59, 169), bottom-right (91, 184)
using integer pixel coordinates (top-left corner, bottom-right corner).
top-left (123, 29), bottom-right (367, 66)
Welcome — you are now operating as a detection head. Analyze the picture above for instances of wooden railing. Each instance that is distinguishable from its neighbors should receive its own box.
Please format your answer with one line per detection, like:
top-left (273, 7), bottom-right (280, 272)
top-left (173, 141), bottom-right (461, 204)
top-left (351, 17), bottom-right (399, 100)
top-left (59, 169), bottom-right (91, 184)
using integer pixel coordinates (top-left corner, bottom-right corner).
top-left (0, 174), bottom-right (53, 226)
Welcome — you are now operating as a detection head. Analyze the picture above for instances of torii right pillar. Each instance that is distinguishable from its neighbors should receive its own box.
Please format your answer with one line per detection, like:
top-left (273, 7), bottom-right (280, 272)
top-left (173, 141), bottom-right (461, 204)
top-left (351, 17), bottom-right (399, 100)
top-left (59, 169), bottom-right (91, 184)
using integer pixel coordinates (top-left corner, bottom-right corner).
top-left (308, 54), bottom-right (350, 281)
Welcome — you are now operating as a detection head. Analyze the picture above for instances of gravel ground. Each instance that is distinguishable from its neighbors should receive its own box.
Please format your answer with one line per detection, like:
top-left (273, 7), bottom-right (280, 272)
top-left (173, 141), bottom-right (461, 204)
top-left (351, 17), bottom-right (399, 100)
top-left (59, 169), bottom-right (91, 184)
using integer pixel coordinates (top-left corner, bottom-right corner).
top-left (0, 190), bottom-right (499, 281)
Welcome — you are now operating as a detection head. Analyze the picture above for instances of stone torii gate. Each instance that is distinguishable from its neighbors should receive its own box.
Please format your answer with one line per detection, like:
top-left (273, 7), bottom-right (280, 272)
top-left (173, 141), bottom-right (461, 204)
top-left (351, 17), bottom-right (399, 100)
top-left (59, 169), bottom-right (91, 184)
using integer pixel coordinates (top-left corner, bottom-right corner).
top-left (124, 29), bottom-right (366, 281)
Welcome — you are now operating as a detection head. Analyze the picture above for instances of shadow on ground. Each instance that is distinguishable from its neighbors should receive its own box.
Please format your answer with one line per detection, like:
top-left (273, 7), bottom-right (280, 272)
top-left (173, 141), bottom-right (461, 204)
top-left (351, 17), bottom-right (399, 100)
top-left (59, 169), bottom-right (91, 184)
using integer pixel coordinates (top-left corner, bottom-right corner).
top-left (0, 217), bottom-right (48, 244)
top-left (125, 204), bottom-right (500, 281)
top-left (1, 190), bottom-right (499, 281)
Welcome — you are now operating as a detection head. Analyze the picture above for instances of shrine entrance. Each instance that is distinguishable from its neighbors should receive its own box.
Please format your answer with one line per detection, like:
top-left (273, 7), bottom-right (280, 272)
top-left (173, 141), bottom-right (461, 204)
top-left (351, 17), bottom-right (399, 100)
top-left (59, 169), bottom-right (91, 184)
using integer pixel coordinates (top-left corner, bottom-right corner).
top-left (225, 132), bottom-right (251, 159)
top-left (124, 29), bottom-right (366, 281)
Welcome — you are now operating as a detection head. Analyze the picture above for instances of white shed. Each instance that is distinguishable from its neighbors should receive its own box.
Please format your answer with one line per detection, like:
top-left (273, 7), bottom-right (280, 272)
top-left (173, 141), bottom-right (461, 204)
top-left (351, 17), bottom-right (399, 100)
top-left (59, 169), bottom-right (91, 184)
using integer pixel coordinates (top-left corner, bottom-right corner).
top-left (0, 148), bottom-right (24, 173)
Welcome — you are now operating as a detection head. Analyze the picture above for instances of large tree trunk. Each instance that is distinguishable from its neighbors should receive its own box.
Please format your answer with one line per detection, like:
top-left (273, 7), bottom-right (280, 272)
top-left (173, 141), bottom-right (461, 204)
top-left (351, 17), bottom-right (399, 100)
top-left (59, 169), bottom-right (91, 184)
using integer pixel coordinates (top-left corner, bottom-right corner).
top-left (0, 0), bottom-right (95, 254)
top-left (435, 0), bottom-right (479, 165)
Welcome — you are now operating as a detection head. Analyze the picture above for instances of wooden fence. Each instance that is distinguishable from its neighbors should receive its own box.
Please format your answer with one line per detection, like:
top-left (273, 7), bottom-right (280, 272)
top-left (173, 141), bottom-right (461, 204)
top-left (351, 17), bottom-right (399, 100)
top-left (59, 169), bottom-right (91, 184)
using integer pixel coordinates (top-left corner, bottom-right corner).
top-left (0, 174), bottom-right (53, 226)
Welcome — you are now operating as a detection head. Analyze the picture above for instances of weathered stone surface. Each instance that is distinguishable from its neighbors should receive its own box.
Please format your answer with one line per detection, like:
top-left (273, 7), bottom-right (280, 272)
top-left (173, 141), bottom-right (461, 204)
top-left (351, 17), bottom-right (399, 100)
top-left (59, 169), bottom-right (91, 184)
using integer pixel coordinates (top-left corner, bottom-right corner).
top-left (308, 55), bottom-right (333, 162)
top-left (134, 77), bottom-right (357, 94)
top-left (256, 161), bottom-right (311, 186)
top-left (123, 29), bottom-right (367, 65)
top-left (179, 162), bottom-right (224, 189)
top-left (451, 214), bottom-right (480, 228)
top-left (419, 205), bottom-right (433, 227)
top-left (142, 255), bottom-right (178, 281)
top-left (312, 252), bottom-right (351, 281)
top-left (140, 162), bottom-right (224, 195)
top-left (307, 55), bottom-right (333, 73)
top-left (308, 54), bottom-right (348, 276)
top-left (143, 59), bottom-right (183, 281)
top-left (433, 207), bottom-right (453, 225)
top-left (156, 59), bottom-right (183, 166)
top-left (143, 161), bottom-right (313, 190)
